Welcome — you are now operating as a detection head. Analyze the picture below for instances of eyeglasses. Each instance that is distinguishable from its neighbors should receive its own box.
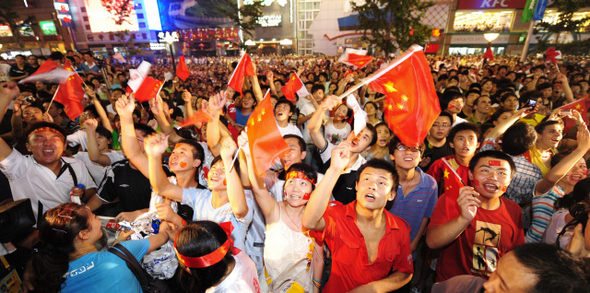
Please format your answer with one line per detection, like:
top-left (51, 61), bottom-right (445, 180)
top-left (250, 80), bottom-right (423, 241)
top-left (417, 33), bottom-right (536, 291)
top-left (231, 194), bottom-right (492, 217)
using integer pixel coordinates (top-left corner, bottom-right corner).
top-left (396, 144), bottom-right (421, 153)
top-left (432, 123), bottom-right (451, 128)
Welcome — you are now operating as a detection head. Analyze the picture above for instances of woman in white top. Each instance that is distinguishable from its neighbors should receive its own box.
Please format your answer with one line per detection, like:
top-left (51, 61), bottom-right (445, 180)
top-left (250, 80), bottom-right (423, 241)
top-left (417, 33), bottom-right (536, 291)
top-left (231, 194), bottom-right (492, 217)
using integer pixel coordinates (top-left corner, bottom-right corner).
top-left (239, 132), bottom-right (323, 293)
top-left (324, 103), bottom-right (351, 145)
top-left (173, 221), bottom-right (260, 293)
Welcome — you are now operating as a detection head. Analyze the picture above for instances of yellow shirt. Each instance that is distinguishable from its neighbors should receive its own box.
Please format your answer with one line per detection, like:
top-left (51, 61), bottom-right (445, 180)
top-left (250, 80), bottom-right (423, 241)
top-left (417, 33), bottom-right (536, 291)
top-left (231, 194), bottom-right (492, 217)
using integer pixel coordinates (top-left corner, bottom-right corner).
top-left (528, 144), bottom-right (555, 178)
top-left (518, 114), bottom-right (546, 127)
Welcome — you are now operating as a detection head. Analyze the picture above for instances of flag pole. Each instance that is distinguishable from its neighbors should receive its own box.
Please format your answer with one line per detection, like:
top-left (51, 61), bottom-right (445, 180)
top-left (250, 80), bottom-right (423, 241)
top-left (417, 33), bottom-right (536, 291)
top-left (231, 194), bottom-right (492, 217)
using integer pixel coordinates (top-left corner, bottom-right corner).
top-left (44, 85), bottom-right (60, 115)
top-left (520, 21), bottom-right (535, 63)
top-left (337, 45), bottom-right (424, 100)
top-left (229, 146), bottom-right (242, 173)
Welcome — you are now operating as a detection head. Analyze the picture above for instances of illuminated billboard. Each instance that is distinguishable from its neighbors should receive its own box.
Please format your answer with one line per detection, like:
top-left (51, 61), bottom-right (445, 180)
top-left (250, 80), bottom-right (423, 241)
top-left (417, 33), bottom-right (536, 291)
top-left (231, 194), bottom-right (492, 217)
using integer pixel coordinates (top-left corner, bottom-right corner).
top-left (40, 21), bottom-right (58, 35)
top-left (0, 25), bottom-right (13, 37)
top-left (157, 0), bottom-right (233, 31)
top-left (83, 0), bottom-right (139, 32)
top-left (54, 0), bottom-right (73, 27)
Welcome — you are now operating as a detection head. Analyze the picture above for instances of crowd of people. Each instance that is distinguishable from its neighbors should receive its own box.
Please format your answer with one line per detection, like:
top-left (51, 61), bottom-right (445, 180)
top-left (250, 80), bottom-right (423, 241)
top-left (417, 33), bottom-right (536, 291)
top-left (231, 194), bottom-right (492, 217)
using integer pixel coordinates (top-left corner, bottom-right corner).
top-left (0, 48), bottom-right (590, 293)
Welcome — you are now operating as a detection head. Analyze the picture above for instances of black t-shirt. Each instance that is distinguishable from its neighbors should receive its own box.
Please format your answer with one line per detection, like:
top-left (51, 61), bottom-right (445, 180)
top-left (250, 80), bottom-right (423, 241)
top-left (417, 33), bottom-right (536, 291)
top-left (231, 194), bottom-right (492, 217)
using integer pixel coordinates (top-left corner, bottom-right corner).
top-left (322, 157), bottom-right (359, 205)
top-left (421, 138), bottom-right (454, 172)
top-left (9, 64), bottom-right (33, 78)
top-left (97, 159), bottom-right (172, 212)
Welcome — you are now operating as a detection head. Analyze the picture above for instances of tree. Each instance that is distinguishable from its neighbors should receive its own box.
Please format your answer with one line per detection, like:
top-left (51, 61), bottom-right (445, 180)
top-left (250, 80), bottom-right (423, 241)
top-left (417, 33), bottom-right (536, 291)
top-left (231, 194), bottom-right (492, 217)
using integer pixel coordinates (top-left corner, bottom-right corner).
top-left (351, 0), bottom-right (435, 55)
top-left (534, 0), bottom-right (590, 47)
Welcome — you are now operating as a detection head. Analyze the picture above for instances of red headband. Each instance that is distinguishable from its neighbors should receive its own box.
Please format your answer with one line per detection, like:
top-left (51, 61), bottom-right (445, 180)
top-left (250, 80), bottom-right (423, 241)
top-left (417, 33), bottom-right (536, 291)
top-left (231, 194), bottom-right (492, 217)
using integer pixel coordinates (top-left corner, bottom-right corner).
top-left (286, 171), bottom-right (316, 186)
top-left (27, 127), bottom-right (65, 141)
top-left (174, 222), bottom-right (234, 269)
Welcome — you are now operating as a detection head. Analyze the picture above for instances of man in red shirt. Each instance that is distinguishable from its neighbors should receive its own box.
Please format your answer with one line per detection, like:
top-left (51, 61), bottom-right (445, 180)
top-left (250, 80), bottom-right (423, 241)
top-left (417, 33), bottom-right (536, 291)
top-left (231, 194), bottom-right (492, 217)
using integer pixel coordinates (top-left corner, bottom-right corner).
top-left (426, 150), bottom-right (525, 282)
top-left (303, 142), bottom-right (413, 293)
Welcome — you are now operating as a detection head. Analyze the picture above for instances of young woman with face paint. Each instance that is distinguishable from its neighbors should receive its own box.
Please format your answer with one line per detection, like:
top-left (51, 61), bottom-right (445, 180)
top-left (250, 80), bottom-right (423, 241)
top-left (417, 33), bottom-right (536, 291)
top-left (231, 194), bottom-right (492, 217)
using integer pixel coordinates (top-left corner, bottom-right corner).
top-left (526, 125), bottom-right (590, 243)
top-left (238, 132), bottom-right (324, 293)
top-left (324, 103), bottom-right (352, 145)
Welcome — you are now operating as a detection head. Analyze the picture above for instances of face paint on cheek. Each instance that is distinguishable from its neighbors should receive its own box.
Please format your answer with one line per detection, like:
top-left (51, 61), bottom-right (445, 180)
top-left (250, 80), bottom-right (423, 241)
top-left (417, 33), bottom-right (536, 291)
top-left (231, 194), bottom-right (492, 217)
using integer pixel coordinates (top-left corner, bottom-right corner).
top-left (473, 179), bottom-right (480, 186)
top-left (501, 186), bottom-right (508, 192)
top-left (584, 170), bottom-right (588, 176)
top-left (179, 162), bottom-right (187, 168)
top-left (488, 160), bottom-right (501, 166)
top-left (223, 179), bottom-right (227, 186)
top-left (448, 103), bottom-right (457, 109)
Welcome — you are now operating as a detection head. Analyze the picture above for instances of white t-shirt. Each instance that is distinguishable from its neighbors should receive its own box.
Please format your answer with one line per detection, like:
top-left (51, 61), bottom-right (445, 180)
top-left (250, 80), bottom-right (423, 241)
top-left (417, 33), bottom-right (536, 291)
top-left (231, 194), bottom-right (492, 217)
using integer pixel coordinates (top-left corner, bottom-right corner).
top-left (106, 104), bottom-right (117, 116)
top-left (0, 150), bottom-right (97, 218)
top-left (206, 251), bottom-right (261, 293)
top-left (74, 151), bottom-right (124, 185)
top-left (182, 188), bottom-right (254, 252)
top-left (324, 118), bottom-right (351, 145)
top-left (297, 102), bottom-right (316, 144)
top-left (452, 116), bottom-right (468, 127)
top-left (67, 129), bottom-right (88, 151)
top-left (277, 122), bottom-right (303, 138)
top-left (243, 189), bottom-right (265, 275)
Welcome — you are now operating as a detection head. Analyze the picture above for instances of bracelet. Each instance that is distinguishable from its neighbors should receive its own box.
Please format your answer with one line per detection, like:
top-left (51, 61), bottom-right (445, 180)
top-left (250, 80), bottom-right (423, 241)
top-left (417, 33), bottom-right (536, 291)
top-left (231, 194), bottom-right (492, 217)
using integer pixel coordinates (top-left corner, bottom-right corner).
top-left (313, 278), bottom-right (323, 285)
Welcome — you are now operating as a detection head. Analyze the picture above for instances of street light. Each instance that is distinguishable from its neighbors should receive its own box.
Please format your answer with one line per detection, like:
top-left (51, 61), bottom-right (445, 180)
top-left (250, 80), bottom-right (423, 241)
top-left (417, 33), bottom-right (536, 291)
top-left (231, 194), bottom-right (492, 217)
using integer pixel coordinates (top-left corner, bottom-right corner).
top-left (161, 32), bottom-right (178, 73)
top-left (484, 33), bottom-right (499, 52)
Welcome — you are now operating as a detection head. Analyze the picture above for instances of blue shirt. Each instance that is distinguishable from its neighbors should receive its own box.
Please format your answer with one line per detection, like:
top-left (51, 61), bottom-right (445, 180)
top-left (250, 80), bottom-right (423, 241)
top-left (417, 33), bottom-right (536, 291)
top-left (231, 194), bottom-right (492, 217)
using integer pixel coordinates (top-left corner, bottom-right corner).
top-left (62, 239), bottom-right (150, 293)
top-left (388, 168), bottom-right (438, 241)
top-left (235, 108), bottom-right (252, 126)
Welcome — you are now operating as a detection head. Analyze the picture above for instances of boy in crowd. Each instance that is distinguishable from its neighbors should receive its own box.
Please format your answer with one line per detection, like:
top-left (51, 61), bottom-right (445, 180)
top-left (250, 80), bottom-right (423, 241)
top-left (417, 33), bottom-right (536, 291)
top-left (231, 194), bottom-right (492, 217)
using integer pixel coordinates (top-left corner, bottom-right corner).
top-left (458, 90), bottom-right (481, 119)
top-left (427, 122), bottom-right (481, 194)
top-left (420, 112), bottom-right (454, 172)
top-left (527, 120), bottom-right (563, 177)
top-left (274, 98), bottom-right (302, 137)
top-left (466, 96), bottom-right (492, 125)
top-left (439, 90), bottom-right (467, 126)
top-left (426, 150), bottom-right (525, 282)
top-left (303, 143), bottom-right (413, 293)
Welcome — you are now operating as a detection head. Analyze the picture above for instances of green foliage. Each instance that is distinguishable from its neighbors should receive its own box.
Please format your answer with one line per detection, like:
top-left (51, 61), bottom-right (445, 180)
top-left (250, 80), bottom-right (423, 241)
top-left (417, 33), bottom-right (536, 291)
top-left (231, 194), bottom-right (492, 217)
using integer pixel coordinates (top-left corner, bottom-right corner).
top-left (351, 0), bottom-right (435, 55)
top-left (0, 7), bottom-right (38, 49)
top-left (534, 0), bottom-right (590, 42)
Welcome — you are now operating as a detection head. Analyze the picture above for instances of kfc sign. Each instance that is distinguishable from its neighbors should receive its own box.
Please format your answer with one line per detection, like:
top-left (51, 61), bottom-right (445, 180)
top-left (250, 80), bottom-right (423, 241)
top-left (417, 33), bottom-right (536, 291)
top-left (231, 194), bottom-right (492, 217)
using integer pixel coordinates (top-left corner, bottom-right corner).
top-left (458, 0), bottom-right (526, 9)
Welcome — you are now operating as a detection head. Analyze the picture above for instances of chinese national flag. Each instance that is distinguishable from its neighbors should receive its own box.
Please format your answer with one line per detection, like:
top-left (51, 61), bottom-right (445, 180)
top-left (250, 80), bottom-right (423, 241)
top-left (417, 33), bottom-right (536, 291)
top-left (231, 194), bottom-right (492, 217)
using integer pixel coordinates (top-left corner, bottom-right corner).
top-left (247, 92), bottom-right (290, 176)
top-left (54, 60), bottom-right (85, 120)
top-left (281, 73), bottom-right (309, 102)
top-left (19, 59), bottom-right (74, 84)
top-left (441, 159), bottom-right (465, 220)
top-left (484, 46), bottom-right (494, 60)
top-left (545, 47), bottom-right (561, 65)
top-left (176, 55), bottom-right (190, 81)
top-left (178, 109), bottom-right (212, 128)
top-left (134, 76), bottom-right (164, 103)
top-left (559, 99), bottom-right (589, 134)
top-left (368, 46), bottom-right (440, 147)
top-left (424, 44), bottom-right (440, 54)
top-left (338, 49), bottom-right (373, 69)
top-left (228, 54), bottom-right (255, 96)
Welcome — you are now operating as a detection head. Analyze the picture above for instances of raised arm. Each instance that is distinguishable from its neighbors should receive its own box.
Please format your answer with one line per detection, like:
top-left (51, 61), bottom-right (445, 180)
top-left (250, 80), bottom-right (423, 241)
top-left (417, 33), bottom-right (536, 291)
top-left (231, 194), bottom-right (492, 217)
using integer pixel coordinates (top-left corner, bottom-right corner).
top-left (0, 82), bottom-right (20, 161)
top-left (557, 73), bottom-right (575, 104)
top-left (85, 119), bottom-right (113, 166)
top-left (308, 95), bottom-right (340, 150)
top-left (181, 90), bottom-right (194, 118)
top-left (206, 91), bottom-right (227, 157)
top-left (535, 126), bottom-right (590, 195)
top-left (266, 71), bottom-right (279, 97)
top-left (10, 96), bottom-right (24, 139)
top-left (485, 107), bottom-right (531, 140)
top-left (302, 142), bottom-right (351, 231)
top-left (238, 132), bottom-right (278, 221)
top-left (149, 95), bottom-right (182, 144)
top-left (117, 94), bottom-right (149, 177)
top-left (84, 85), bottom-right (113, 132)
top-left (144, 133), bottom-right (184, 202)
top-left (219, 137), bottom-right (248, 219)
top-left (426, 186), bottom-right (481, 249)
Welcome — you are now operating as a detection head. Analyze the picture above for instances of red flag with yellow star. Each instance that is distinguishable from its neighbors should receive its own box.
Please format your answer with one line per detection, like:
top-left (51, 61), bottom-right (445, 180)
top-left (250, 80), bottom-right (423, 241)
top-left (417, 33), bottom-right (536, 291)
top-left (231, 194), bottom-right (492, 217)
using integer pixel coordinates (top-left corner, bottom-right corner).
top-left (281, 73), bottom-right (309, 102)
top-left (558, 99), bottom-right (589, 134)
top-left (178, 109), bottom-right (212, 128)
top-left (441, 158), bottom-right (465, 220)
top-left (134, 76), bottom-right (164, 103)
top-left (368, 46), bottom-right (440, 147)
top-left (53, 60), bottom-right (85, 120)
top-left (228, 53), bottom-right (255, 96)
top-left (247, 91), bottom-right (290, 176)
top-left (338, 49), bottom-right (373, 69)
top-left (176, 55), bottom-right (190, 81)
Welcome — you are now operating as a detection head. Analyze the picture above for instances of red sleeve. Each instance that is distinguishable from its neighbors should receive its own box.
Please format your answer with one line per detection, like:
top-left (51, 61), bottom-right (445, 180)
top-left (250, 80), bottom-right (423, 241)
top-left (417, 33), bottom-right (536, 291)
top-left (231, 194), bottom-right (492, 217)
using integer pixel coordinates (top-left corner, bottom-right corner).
top-left (427, 159), bottom-right (443, 184)
top-left (320, 204), bottom-right (341, 247)
top-left (428, 193), bottom-right (450, 228)
top-left (391, 221), bottom-right (414, 275)
top-left (504, 198), bottom-right (525, 246)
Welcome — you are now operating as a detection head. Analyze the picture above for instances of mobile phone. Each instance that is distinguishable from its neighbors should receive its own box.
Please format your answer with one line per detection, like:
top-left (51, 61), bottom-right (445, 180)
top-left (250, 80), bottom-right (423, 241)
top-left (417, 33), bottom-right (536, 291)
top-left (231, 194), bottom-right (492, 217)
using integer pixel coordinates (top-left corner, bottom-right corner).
top-left (527, 99), bottom-right (537, 108)
top-left (560, 109), bottom-right (573, 116)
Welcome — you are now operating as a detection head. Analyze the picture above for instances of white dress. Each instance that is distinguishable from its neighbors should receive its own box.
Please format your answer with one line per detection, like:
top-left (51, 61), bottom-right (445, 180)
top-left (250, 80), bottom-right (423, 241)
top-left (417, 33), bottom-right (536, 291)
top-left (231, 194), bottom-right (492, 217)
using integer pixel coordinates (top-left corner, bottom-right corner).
top-left (263, 205), bottom-right (315, 293)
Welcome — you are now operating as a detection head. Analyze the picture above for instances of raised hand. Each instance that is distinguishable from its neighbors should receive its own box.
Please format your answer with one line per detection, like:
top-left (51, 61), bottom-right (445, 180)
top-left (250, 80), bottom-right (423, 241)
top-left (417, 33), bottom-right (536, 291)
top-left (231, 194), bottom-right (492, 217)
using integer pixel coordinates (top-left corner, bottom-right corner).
top-left (0, 82), bottom-right (20, 101)
top-left (320, 95), bottom-right (342, 111)
top-left (155, 199), bottom-right (176, 222)
top-left (208, 91), bottom-right (226, 117)
top-left (42, 112), bottom-right (54, 123)
top-left (220, 136), bottom-right (237, 161)
top-left (149, 95), bottom-right (165, 117)
top-left (143, 133), bottom-right (169, 157)
top-left (84, 118), bottom-right (99, 132)
top-left (237, 131), bottom-right (250, 156)
top-left (181, 90), bottom-right (191, 103)
top-left (457, 186), bottom-right (481, 222)
top-left (331, 141), bottom-right (352, 171)
top-left (115, 93), bottom-right (136, 118)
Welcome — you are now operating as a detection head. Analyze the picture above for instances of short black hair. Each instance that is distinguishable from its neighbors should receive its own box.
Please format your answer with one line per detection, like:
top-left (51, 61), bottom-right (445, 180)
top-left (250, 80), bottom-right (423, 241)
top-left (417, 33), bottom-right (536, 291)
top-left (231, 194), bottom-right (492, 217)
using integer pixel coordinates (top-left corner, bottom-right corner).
top-left (438, 111), bottom-right (454, 124)
top-left (535, 120), bottom-right (561, 134)
top-left (111, 88), bottom-right (125, 95)
top-left (177, 139), bottom-right (205, 163)
top-left (501, 122), bottom-right (537, 156)
top-left (311, 84), bottom-right (324, 95)
top-left (489, 109), bottom-right (511, 123)
top-left (283, 134), bottom-right (306, 152)
top-left (134, 123), bottom-right (156, 137)
top-left (439, 90), bottom-right (464, 111)
top-left (357, 158), bottom-right (398, 197)
top-left (536, 82), bottom-right (553, 91)
top-left (512, 243), bottom-right (590, 293)
top-left (285, 163), bottom-right (318, 190)
top-left (364, 123), bottom-right (378, 147)
top-left (274, 98), bottom-right (295, 114)
top-left (500, 91), bottom-right (517, 104)
top-left (468, 150), bottom-right (516, 176)
top-left (448, 122), bottom-right (481, 143)
top-left (95, 126), bottom-right (112, 140)
top-left (24, 101), bottom-right (45, 113)
top-left (83, 105), bottom-right (99, 119)
top-left (519, 90), bottom-right (543, 107)
top-left (389, 135), bottom-right (424, 156)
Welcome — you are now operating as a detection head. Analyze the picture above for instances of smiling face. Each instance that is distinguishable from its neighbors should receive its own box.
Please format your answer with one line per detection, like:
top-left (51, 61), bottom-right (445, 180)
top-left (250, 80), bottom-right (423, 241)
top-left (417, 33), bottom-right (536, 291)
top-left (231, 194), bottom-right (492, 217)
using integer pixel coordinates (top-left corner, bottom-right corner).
top-left (469, 157), bottom-right (512, 199)
top-left (22, 106), bottom-right (43, 124)
top-left (501, 95), bottom-right (519, 111)
top-left (280, 137), bottom-right (306, 170)
top-left (450, 130), bottom-right (479, 159)
top-left (446, 98), bottom-right (464, 115)
top-left (169, 143), bottom-right (200, 173)
top-left (356, 167), bottom-right (396, 210)
top-left (26, 130), bottom-right (66, 166)
top-left (364, 103), bottom-right (377, 115)
top-left (207, 160), bottom-right (227, 191)
top-left (96, 133), bottom-right (111, 152)
top-left (538, 124), bottom-right (563, 149)
top-left (429, 116), bottom-right (452, 140)
top-left (283, 177), bottom-right (313, 207)
top-left (242, 93), bottom-right (255, 109)
top-left (562, 158), bottom-right (588, 186)
top-left (482, 81), bottom-right (493, 92)
top-left (474, 96), bottom-right (492, 115)
top-left (334, 104), bottom-right (348, 121)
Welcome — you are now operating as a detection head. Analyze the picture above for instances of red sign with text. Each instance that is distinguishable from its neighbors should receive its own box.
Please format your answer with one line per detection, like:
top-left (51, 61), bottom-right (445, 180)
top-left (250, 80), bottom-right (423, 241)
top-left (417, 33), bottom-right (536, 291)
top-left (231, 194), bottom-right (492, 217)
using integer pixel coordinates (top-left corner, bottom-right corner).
top-left (458, 0), bottom-right (526, 9)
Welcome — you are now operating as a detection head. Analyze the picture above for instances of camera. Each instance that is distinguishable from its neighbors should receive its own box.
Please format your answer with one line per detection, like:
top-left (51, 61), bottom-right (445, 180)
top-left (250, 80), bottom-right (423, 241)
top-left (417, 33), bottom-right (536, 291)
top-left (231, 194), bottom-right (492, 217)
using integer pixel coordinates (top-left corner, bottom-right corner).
top-left (22, 96), bottom-right (35, 104)
top-left (526, 99), bottom-right (537, 108)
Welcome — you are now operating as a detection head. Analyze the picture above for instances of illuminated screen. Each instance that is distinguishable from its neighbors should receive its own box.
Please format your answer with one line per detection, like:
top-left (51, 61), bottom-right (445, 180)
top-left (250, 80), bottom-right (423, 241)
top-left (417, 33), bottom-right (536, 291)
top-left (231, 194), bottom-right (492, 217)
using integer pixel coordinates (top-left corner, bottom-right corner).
top-left (157, 0), bottom-right (234, 30)
top-left (453, 11), bottom-right (514, 33)
top-left (83, 0), bottom-right (139, 32)
top-left (143, 0), bottom-right (162, 31)
top-left (0, 25), bottom-right (13, 37)
top-left (40, 21), bottom-right (58, 35)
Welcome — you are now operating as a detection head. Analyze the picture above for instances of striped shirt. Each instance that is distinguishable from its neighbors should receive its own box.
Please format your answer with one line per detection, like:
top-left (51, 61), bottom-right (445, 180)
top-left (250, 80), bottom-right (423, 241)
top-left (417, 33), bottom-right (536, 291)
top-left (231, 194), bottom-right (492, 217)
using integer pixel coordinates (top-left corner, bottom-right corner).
top-left (388, 168), bottom-right (438, 241)
top-left (525, 185), bottom-right (564, 243)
